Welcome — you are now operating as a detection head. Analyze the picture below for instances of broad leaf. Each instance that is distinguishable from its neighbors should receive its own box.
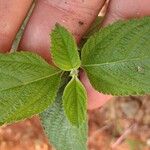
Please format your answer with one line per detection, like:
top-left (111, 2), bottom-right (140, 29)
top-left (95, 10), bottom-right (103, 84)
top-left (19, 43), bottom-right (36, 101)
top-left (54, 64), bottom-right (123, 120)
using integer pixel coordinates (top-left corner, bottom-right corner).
top-left (51, 24), bottom-right (81, 71)
top-left (82, 17), bottom-right (150, 95)
top-left (0, 52), bottom-right (61, 125)
top-left (40, 76), bottom-right (87, 150)
top-left (63, 77), bottom-right (87, 127)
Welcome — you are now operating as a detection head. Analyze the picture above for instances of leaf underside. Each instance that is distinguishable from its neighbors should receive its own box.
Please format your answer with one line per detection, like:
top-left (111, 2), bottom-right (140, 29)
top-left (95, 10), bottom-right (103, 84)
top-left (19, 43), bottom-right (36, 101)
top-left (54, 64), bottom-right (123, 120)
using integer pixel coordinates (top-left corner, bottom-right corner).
top-left (40, 77), bottom-right (87, 150)
top-left (82, 17), bottom-right (150, 96)
top-left (0, 52), bottom-right (61, 125)
top-left (63, 77), bottom-right (87, 127)
top-left (51, 24), bottom-right (81, 71)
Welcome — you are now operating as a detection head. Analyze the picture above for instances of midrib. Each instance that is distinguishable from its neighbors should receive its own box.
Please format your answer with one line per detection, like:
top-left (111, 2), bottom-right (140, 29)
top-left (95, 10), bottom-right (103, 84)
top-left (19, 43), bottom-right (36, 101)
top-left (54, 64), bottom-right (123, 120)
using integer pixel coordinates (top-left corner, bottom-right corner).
top-left (0, 70), bottom-right (62, 92)
top-left (83, 56), bottom-right (149, 67)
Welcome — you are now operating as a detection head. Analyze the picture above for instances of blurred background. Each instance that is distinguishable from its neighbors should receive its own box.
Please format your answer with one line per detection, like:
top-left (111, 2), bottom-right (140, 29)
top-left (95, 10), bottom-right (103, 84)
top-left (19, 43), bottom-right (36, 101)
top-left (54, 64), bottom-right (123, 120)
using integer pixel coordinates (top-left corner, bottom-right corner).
top-left (0, 95), bottom-right (150, 150)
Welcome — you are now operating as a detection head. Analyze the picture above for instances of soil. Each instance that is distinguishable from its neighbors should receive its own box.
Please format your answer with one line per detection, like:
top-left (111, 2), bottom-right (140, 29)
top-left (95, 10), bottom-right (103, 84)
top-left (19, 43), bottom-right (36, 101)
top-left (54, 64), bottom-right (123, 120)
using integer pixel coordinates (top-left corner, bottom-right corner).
top-left (0, 95), bottom-right (150, 150)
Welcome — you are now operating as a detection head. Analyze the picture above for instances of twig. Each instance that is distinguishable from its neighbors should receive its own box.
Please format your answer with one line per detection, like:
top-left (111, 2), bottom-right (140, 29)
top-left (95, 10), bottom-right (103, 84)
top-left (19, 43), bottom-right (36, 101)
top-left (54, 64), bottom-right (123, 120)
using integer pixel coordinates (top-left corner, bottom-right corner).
top-left (89, 123), bottom-right (112, 142)
top-left (111, 124), bottom-right (136, 149)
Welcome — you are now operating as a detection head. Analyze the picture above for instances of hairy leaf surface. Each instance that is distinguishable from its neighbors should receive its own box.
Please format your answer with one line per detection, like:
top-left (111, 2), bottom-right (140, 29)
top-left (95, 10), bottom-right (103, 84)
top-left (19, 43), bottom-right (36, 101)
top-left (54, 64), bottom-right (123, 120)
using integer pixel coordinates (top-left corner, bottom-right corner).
top-left (40, 77), bottom-right (87, 150)
top-left (0, 52), bottom-right (61, 125)
top-left (51, 24), bottom-right (81, 71)
top-left (82, 17), bottom-right (150, 95)
top-left (63, 77), bottom-right (87, 127)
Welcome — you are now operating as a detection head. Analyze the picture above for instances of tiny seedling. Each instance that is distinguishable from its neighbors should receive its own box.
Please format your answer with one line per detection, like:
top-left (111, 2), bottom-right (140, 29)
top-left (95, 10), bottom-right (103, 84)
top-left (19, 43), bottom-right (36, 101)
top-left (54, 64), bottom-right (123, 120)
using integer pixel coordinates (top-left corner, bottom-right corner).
top-left (0, 17), bottom-right (150, 150)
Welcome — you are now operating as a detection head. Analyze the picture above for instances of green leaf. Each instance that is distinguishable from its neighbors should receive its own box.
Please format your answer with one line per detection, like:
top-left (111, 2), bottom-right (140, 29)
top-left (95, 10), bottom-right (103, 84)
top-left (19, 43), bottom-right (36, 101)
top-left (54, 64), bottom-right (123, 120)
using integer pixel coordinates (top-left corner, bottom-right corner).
top-left (63, 77), bottom-right (87, 127)
top-left (84, 16), bottom-right (103, 38)
top-left (40, 76), bottom-right (87, 150)
top-left (79, 16), bottom-right (103, 48)
top-left (0, 52), bottom-right (61, 125)
top-left (51, 24), bottom-right (81, 71)
top-left (82, 17), bottom-right (150, 96)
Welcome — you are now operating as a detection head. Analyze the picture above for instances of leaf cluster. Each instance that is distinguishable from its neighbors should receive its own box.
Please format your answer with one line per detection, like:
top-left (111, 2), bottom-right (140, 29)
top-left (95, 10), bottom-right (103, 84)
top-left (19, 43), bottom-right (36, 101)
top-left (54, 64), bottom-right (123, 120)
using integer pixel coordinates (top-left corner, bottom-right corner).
top-left (0, 17), bottom-right (150, 150)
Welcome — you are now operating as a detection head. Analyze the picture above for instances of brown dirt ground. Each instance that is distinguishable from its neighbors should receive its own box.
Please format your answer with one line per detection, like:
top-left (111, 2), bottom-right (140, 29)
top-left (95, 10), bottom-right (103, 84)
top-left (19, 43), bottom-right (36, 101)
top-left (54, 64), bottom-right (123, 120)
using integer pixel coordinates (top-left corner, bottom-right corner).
top-left (0, 95), bottom-right (150, 150)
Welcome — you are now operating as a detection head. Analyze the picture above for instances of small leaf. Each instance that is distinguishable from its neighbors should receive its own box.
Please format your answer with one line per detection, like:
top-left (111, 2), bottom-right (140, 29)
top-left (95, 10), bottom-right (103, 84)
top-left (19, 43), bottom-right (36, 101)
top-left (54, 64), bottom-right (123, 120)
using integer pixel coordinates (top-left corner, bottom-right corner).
top-left (0, 52), bottom-right (61, 125)
top-left (51, 24), bottom-right (81, 71)
top-left (82, 17), bottom-right (150, 96)
top-left (63, 77), bottom-right (87, 127)
top-left (40, 76), bottom-right (87, 150)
